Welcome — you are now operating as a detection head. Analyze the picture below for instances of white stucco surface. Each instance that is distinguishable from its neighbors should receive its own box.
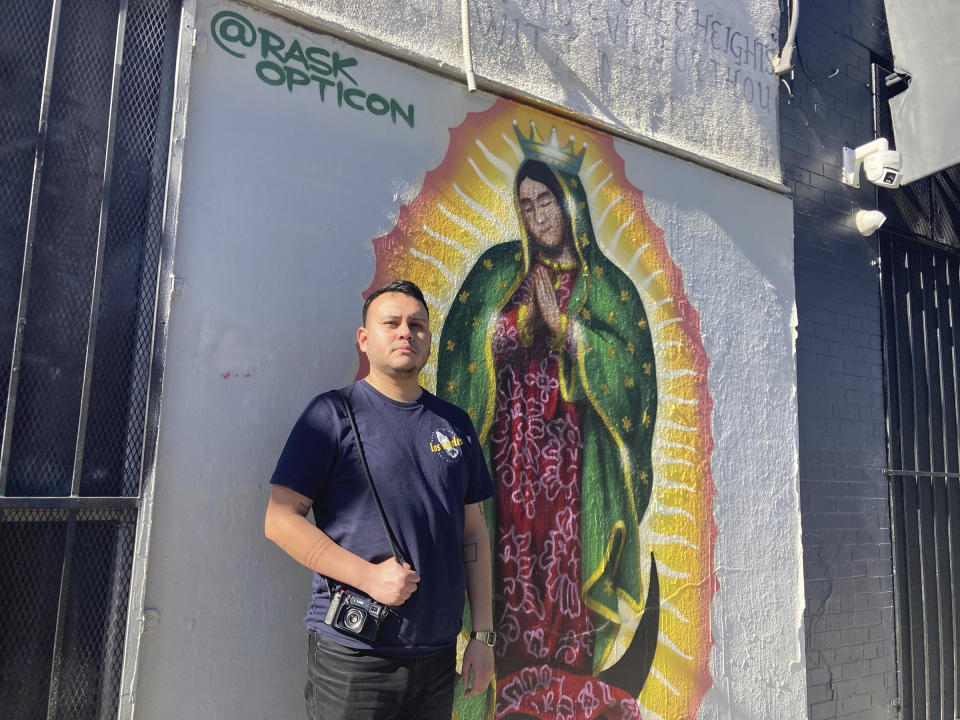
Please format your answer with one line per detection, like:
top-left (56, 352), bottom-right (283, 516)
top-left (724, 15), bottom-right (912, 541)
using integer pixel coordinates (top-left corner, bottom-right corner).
top-left (255, 0), bottom-right (783, 183)
top-left (620, 146), bottom-right (805, 716)
top-left (133, 1), bottom-right (803, 717)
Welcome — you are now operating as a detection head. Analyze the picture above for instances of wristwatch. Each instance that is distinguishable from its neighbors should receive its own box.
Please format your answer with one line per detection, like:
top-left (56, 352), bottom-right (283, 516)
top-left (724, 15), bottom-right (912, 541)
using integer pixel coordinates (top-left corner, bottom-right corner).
top-left (470, 630), bottom-right (497, 647)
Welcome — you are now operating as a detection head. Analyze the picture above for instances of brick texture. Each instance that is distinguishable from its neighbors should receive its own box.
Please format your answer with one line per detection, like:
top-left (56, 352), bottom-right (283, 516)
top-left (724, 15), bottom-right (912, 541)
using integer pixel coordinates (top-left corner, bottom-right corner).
top-left (781, 1), bottom-right (900, 718)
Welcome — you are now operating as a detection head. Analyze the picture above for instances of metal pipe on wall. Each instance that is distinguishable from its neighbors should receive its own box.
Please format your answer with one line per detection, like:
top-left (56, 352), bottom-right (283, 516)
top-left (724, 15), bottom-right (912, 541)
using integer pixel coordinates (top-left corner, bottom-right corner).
top-left (460, 0), bottom-right (476, 92)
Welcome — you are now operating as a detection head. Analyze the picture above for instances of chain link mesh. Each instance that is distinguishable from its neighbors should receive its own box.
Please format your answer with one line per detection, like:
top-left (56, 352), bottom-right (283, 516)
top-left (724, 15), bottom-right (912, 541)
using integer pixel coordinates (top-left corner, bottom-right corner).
top-left (6, 0), bottom-right (121, 496)
top-left (932, 166), bottom-right (960, 250)
top-left (0, 510), bottom-right (68, 720)
top-left (49, 509), bottom-right (138, 720)
top-left (4, 0), bottom-right (179, 496)
top-left (2, 0), bottom-right (178, 495)
top-left (0, 0), bottom-right (56, 454)
top-left (78, 0), bottom-right (180, 497)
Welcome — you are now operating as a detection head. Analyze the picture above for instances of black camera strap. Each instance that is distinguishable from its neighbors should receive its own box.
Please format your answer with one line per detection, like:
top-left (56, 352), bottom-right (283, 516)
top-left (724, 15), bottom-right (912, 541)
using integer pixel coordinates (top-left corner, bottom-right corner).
top-left (334, 388), bottom-right (408, 568)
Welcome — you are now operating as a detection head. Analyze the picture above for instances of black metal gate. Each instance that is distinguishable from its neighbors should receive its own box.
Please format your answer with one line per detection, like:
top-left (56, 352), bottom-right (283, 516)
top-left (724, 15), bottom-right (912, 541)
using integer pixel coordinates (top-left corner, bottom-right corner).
top-left (879, 230), bottom-right (960, 720)
top-left (0, 1), bottom-right (181, 717)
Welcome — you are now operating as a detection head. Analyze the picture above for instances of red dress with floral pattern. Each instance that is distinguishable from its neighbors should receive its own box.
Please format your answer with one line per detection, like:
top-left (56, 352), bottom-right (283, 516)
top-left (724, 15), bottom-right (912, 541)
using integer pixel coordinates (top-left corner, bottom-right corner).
top-left (489, 268), bottom-right (641, 720)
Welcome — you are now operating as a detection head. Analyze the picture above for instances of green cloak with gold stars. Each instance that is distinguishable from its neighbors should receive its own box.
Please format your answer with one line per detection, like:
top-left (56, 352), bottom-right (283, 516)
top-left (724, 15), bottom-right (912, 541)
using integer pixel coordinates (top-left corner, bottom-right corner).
top-left (436, 158), bottom-right (657, 717)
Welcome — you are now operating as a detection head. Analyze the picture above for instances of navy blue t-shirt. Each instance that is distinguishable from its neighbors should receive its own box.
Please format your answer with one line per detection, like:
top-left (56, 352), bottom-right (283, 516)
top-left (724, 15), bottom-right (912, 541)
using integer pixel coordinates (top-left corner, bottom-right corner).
top-left (270, 380), bottom-right (494, 656)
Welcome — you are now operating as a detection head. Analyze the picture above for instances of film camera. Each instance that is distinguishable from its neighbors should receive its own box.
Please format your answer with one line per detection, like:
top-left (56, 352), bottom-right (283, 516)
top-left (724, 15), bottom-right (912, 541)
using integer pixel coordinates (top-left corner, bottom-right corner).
top-left (323, 588), bottom-right (390, 642)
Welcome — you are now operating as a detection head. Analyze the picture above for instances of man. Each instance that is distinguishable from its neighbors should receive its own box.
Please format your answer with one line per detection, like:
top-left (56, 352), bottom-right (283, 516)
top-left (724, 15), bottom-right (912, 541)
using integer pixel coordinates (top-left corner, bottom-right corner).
top-left (265, 280), bottom-right (496, 719)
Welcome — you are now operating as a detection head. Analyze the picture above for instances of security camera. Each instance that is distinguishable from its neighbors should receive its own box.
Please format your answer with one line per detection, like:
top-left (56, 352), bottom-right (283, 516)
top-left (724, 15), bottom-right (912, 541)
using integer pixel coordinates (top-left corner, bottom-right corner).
top-left (842, 138), bottom-right (902, 189)
top-left (855, 209), bottom-right (886, 236)
top-left (863, 151), bottom-right (902, 188)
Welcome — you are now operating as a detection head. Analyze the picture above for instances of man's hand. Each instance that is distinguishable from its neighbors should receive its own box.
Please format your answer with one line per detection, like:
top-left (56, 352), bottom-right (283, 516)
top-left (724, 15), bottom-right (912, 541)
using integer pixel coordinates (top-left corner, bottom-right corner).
top-left (461, 639), bottom-right (494, 697)
top-left (364, 558), bottom-right (420, 606)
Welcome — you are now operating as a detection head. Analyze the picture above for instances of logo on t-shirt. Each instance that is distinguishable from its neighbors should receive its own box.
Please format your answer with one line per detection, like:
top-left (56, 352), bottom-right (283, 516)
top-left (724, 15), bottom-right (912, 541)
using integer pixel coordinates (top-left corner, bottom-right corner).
top-left (429, 428), bottom-right (463, 461)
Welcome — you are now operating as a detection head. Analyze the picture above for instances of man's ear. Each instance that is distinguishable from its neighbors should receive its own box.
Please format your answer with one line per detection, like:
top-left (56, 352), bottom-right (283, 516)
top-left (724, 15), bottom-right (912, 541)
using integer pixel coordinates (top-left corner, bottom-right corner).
top-left (356, 326), bottom-right (367, 352)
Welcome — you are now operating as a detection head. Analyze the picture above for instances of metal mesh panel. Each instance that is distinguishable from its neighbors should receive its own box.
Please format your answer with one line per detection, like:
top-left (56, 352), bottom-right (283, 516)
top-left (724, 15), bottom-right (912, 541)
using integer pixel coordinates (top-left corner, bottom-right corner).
top-left (932, 166), bottom-right (960, 250)
top-left (0, 510), bottom-right (69, 720)
top-left (49, 510), bottom-right (137, 720)
top-left (0, 0), bottom-right (55, 448)
top-left (6, 0), bottom-right (121, 496)
top-left (1, 0), bottom-right (180, 717)
top-left (883, 177), bottom-right (934, 241)
top-left (78, 0), bottom-right (179, 497)
top-left (0, 509), bottom-right (136, 720)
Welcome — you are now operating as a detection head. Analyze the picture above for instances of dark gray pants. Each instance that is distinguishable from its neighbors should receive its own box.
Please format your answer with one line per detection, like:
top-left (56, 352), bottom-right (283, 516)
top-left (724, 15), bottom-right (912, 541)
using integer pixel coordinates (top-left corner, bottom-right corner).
top-left (305, 632), bottom-right (456, 720)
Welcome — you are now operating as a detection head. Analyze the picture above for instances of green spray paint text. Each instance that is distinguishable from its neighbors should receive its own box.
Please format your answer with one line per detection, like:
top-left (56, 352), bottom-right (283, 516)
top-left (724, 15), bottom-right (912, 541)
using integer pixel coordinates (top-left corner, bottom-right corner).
top-left (210, 10), bottom-right (415, 129)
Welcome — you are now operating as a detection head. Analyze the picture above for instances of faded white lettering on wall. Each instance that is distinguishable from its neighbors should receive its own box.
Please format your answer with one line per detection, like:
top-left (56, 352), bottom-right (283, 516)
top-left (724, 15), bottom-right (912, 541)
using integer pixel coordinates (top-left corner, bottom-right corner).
top-left (268, 0), bottom-right (782, 180)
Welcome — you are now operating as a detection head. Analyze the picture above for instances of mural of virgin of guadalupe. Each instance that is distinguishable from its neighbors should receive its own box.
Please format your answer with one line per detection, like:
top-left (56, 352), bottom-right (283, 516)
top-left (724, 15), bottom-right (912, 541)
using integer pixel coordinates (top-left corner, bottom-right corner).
top-left (438, 123), bottom-right (660, 720)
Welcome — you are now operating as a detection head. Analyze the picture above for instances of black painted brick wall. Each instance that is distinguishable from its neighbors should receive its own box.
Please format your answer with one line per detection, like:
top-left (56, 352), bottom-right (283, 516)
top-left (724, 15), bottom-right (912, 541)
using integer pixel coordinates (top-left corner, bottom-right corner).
top-left (781, 1), bottom-right (900, 718)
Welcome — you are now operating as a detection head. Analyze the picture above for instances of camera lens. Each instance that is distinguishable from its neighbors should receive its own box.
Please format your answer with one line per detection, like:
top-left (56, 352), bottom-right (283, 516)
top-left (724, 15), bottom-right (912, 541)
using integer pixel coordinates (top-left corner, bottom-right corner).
top-left (343, 608), bottom-right (365, 631)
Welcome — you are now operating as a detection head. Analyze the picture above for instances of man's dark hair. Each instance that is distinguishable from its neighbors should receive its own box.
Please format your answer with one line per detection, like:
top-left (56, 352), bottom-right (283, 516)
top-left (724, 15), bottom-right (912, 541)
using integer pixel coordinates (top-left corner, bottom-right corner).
top-left (362, 280), bottom-right (429, 325)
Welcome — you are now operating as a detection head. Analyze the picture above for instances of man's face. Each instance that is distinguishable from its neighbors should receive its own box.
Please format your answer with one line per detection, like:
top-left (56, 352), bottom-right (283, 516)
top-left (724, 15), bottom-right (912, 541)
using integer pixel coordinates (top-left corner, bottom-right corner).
top-left (358, 292), bottom-right (431, 379)
top-left (518, 177), bottom-right (567, 252)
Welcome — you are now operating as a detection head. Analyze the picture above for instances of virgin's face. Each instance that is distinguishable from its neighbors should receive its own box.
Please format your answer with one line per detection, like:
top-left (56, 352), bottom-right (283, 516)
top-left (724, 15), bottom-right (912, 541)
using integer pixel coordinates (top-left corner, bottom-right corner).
top-left (518, 177), bottom-right (568, 252)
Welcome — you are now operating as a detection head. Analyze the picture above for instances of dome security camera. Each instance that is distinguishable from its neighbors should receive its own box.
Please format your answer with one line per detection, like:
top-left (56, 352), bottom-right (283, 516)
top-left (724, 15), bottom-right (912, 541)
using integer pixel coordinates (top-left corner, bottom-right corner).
top-left (855, 209), bottom-right (887, 236)
top-left (842, 138), bottom-right (903, 189)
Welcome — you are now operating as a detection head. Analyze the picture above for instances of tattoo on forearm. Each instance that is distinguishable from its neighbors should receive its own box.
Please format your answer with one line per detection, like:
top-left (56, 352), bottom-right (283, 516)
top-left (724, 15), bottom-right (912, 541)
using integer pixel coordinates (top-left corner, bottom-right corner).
top-left (462, 542), bottom-right (478, 563)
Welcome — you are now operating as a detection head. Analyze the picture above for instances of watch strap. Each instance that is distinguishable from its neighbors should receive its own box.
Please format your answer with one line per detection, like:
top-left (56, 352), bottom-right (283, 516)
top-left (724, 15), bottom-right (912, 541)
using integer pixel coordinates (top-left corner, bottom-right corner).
top-left (471, 630), bottom-right (497, 646)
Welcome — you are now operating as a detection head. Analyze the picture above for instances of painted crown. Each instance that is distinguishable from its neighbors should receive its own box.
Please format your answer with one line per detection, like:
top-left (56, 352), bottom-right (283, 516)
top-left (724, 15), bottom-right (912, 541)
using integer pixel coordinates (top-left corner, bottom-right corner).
top-left (514, 120), bottom-right (587, 175)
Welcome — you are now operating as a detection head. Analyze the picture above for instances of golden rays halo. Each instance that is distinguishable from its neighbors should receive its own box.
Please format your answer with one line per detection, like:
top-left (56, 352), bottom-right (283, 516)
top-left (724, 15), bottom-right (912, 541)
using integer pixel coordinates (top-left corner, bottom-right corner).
top-left (365, 98), bottom-right (716, 720)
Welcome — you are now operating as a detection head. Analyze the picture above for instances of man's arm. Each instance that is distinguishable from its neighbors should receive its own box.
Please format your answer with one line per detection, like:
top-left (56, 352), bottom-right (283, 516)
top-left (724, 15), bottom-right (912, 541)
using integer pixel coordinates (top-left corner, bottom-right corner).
top-left (460, 501), bottom-right (494, 697)
top-left (264, 485), bottom-right (419, 606)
